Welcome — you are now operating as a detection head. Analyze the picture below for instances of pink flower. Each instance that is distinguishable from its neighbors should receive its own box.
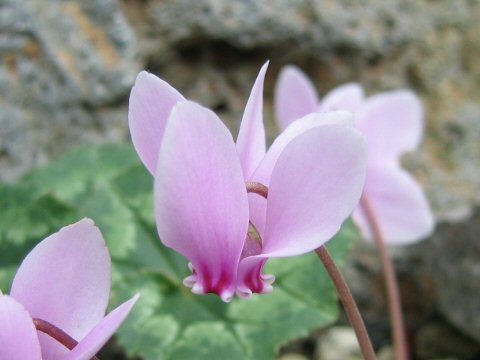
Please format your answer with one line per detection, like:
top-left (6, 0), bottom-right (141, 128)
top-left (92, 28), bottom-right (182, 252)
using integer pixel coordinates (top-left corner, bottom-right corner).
top-left (275, 65), bottom-right (434, 244)
top-left (128, 63), bottom-right (367, 301)
top-left (0, 219), bottom-right (139, 360)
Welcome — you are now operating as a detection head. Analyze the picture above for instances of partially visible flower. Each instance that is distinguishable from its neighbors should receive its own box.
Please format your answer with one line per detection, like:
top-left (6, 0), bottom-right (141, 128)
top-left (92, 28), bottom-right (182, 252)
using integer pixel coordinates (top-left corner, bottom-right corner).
top-left (129, 63), bottom-right (368, 301)
top-left (275, 65), bottom-right (434, 244)
top-left (0, 294), bottom-right (41, 360)
top-left (0, 218), bottom-right (139, 360)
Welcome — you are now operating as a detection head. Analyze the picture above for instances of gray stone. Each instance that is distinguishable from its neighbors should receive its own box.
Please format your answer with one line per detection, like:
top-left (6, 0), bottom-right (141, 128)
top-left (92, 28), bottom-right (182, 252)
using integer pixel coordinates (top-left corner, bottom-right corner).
top-left (316, 326), bottom-right (362, 360)
top-left (0, 0), bottom-right (139, 180)
top-left (128, 0), bottom-right (480, 222)
top-left (424, 208), bottom-right (480, 343)
top-left (143, 0), bottom-right (472, 59)
top-left (2, 0), bottom-right (480, 222)
top-left (343, 240), bottom-right (436, 347)
top-left (415, 321), bottom-right (480, 360)
top-left (0, 104), bottom-right (34, 180)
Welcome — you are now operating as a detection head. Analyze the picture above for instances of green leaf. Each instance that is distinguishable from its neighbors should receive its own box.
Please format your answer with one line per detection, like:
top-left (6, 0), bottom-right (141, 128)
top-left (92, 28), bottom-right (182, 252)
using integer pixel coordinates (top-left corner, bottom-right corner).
top-left (0, 182), bottom-right (79, 291)
top-left (0, 144), bottom-right (359, 359)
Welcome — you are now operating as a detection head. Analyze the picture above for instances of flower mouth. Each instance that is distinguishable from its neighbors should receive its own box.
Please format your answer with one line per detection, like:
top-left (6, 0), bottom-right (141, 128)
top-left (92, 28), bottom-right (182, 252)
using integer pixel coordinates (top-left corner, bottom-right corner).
top-left (236, 181), bottom-right (275, 298)
top-left (183, 181), bottom-right (274, 301)
top-left (244, 181), bottom-right (269, 252)
top-left (247, 222), bottom-right (262, 248)
top-left (33, 318), bottom-right (100, 359)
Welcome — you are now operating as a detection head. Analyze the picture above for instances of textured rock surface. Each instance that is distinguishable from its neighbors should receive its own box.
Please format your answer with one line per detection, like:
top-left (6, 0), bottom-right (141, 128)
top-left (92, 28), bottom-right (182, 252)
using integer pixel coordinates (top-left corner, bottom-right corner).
top-left (424, 207), bottom-right (480, 343)
top-left (415, 320), bottom-right (480, 360)
top-left (124, 0), bottom-right (480, 222)
top-left (343, 234), bottom-right (480, 358)
top-left (2, 0), bottom-right (479, 221)
top-left (0, 0), bottom-right (138, 180)
top-left (1, 0), bottom-right (480, 357)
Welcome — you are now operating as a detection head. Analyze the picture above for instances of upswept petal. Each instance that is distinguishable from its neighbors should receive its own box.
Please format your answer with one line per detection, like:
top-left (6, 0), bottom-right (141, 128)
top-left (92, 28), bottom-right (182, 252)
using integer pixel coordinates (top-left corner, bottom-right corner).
top-left (237, 124), bottom-right (367, 295)
top-left (262, 124), bottom-right (367, 257)
top-left (236, 62), bottom-right (268, 179)
top-left (155, 101), bottom-right (249, 302)
top-left (248, 111), bottom-right (355, 238)
top-left (275, 65), bottom-right (318, 131)
top-left (10, 218), bottom-right (111, 360)
top-left (318, 83), bottom-right (365, 113)
top-left (62, 294), bottom-right (139, 360)
top-left (355, 90), bottom-right (423, 164)
top-left (0, 295), bottom-right (41, 360)
top-left (353, 164), bottom-right (434, 245)
top-left (252, 111), bottom-right (354, 186)
top-left (128, 71), bottom-right (186, 174)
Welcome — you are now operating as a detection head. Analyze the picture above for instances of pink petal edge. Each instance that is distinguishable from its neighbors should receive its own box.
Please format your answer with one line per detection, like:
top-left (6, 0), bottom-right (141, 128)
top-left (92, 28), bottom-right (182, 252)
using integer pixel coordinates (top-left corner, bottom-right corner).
top-left (0, 295), bottom-right (42, 360)
top-left (353, 164), bottom-right (434, 245)
top-left (318, 82), bottom-right (365, 113)
top-left (236, 61), bottom-right (268, 180)
top-left (61, 294), bottom-right (140, 360)
top-left (355, 90), bottom-right (424, 165)
top-left (274, 65), bottom-right (318, 131)
top-left (238, 124), bottom-right (367, 295)
top-left (248, 111), bottom-right (355, 239)
top-left (128, 71), bottom-right (186, 174)
top-left (155, 101), bottom-right (249, 302)
top-left (10, 218), bottom-right (111, 360)
top-left (262, 124), bottom-right (367, 257)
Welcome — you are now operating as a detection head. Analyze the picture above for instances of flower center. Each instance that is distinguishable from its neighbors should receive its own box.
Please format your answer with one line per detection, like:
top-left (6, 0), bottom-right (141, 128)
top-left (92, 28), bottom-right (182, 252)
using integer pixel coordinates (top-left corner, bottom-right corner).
top-left (33, 318), bottom-right (100, 360)
top-left (245, 181), bottom-right (269, 249)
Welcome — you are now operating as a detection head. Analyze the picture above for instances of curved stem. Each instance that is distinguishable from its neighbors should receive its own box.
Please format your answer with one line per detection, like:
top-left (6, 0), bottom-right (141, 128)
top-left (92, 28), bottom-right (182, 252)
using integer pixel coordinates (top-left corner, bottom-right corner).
top-left (246, 181), bottom-right (269, 198)
top-left (316, 246), bottom-right (377, 360)
top-left (33, 318), bottom-right (100, 360)
top-left (361, 195), bottom-right (409, 360)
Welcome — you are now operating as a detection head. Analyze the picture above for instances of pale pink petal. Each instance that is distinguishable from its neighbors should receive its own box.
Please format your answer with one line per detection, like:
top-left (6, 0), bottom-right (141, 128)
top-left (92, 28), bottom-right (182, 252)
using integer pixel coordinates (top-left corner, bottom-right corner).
top-left (262, 124), bottom-right (367, 257)
top-left (62, 294), bottom-right (139, 360)
top-left (353, 164), bottom-right (434, 245)
top-left (252, 111), bottom-right (354, 187)
top-left (248, 111), bottom-right (354, 238)
top-left (0, 295), bottom-right (41, 360)
top-left (10, 218), bottom-right (111, 359)
top-left (236, 62), bottom-right (268, 179)
top-left (238, 124), bottom-right (367, 295)
top-left (318, 83), bottom-right (365, 113)
top-left (275, 65), bottom-right (318, 131)
top-left (128, 71), bottom-right (186, 174)
top-left (355, 90), bottom-right (423, 164)
top-left (155, 101), bottom-right (249, 302)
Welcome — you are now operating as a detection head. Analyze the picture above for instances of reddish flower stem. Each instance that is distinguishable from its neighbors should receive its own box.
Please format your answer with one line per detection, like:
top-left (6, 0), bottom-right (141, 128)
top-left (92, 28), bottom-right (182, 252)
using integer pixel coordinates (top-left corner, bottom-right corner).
top-left (246, 181), bottom-right (376, 360)
top-left (246, 181), bottom-right (269, 199)
top-left (33, 318), bottom-right (100, 360)
top-left (315, 246), bottom-right (377, 360)
top-left (360, 194), bottom-right (409, 360)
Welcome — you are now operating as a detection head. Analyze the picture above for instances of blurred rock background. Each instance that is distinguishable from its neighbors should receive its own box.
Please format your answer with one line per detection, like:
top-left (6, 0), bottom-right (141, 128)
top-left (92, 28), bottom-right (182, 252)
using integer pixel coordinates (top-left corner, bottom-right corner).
top-left (1, 0), bottom-right (479, 359)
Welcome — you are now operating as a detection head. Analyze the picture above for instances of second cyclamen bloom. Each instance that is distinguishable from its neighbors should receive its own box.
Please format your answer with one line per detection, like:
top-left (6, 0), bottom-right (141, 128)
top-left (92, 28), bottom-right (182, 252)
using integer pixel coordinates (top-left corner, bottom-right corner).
top-left (129, 63), bottom-right (368, 301)
top-left (0, 219), bottom-right (138, 360)
top-left (276, 65), bottom-right (434, 244)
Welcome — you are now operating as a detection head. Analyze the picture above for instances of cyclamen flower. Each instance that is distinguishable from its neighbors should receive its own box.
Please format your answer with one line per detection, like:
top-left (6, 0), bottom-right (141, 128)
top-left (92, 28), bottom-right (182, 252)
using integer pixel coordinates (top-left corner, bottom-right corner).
top-left (0, 219), bottom-right (139, 360)
top-left (129, 63), bottom-right (367, 301)
top-left (275, 65), bottom-right (434, 244)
